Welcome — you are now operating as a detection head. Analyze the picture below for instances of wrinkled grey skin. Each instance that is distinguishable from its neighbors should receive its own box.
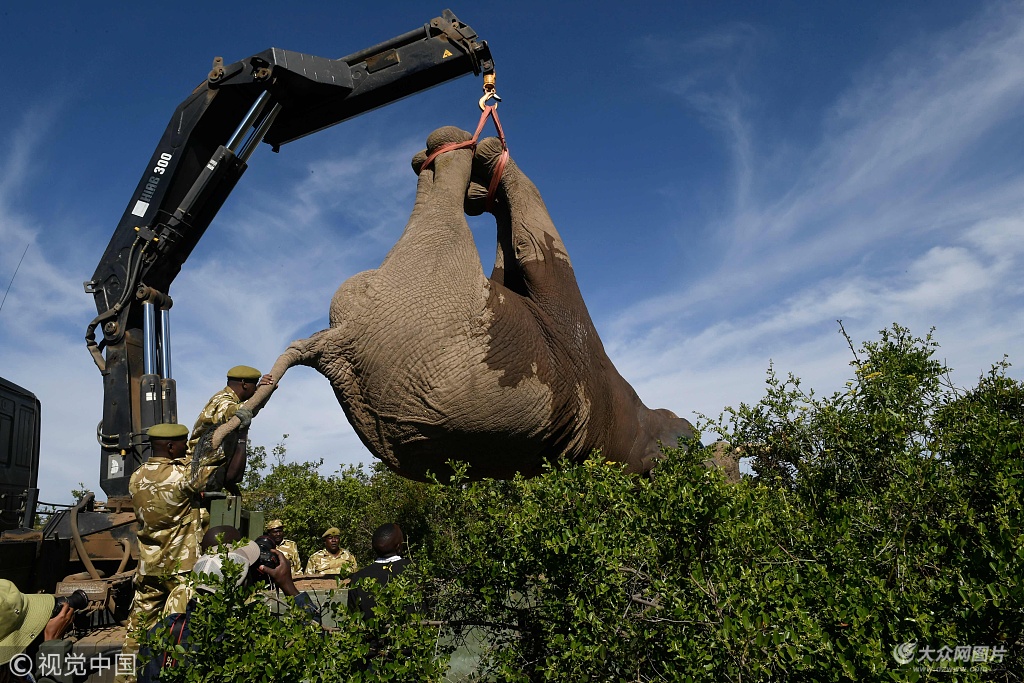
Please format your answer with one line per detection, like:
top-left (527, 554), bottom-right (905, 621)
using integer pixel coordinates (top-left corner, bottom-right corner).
top-left (269, 126), bottom-right (695, 481)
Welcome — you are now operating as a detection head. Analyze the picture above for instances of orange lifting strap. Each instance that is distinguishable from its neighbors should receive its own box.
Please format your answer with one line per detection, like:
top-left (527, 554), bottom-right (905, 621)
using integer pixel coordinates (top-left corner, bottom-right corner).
top-left (418, 79), bottom-right (509, 213)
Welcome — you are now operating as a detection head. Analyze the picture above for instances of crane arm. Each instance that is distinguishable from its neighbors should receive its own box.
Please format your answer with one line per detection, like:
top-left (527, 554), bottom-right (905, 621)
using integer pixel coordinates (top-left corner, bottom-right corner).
top-left (83, 10), bottom-right (493, 497)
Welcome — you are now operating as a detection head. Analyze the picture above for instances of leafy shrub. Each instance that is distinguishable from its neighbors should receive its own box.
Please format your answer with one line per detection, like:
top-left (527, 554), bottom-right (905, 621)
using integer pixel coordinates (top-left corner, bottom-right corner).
top-left (427, 325), bottom-right (1021, 681)
top-left (141, 551), bottom-right (449, 682)
top-left (167, 324), bottom-right (1020, 682)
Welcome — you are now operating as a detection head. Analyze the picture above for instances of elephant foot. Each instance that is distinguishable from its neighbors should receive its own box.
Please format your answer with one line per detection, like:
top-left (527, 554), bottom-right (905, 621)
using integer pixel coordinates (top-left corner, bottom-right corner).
top-left (411, 126), bottom-right (475, 175)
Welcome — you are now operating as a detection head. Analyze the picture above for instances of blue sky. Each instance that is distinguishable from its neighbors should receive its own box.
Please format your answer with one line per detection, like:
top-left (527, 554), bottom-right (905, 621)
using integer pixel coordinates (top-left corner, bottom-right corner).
top-left (1, 2), bottom-right (1021, 504)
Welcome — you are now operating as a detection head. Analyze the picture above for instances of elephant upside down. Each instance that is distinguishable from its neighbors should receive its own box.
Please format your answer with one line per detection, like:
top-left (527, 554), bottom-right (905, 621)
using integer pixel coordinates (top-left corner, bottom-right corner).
top-left (219, 126), bottom-right (696, 481)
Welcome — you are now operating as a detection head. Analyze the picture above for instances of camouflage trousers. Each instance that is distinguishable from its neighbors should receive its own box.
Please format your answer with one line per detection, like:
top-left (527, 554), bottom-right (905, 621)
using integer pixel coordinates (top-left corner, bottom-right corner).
top-left (129, 572), bottom-right (191, 631)
top-left (119, 572), bottom-right (190, 682)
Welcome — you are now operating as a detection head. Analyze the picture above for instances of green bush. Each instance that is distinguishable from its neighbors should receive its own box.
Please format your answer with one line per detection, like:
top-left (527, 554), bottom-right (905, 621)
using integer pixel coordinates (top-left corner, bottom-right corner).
top-left (156, 324), bottom-right (1020, 682)
top-left (243, 442), bottom-right (444, 566)
top-left (421, 325), bottom-right (1021, 682)
top-left (141, 551), bottom-right (450, 682)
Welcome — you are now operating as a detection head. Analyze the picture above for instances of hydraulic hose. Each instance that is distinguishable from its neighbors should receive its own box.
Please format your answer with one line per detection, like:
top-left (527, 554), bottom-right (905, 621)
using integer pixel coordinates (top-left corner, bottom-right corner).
top-left (70, 493), bottom-right (102, 581)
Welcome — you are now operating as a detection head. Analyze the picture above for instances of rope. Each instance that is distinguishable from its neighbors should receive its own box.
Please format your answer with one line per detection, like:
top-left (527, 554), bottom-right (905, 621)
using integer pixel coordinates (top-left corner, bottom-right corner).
top-left (417, 104), bottom-right (509, 212)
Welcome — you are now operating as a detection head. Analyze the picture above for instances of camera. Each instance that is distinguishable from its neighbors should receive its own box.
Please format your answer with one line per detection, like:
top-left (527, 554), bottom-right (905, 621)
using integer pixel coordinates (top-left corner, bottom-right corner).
top-left (253, 535), bottom-right (279, 570)
top-left (51, 589), bottom-right (89, 618)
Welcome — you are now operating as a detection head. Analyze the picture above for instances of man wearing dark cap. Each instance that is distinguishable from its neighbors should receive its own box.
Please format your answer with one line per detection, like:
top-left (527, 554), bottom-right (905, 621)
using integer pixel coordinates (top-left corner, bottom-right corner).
top-left (305, 527), bottom-right (358, 575)
top-left (186, 365), bottom-right (274, 478)
top-left (125, 422), bottom-right (249, 666)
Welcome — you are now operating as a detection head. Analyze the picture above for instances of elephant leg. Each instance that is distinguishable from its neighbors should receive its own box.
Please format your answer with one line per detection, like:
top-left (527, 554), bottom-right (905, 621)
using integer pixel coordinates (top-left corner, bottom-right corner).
top-left (466, 137), bottom-right (696, 475)
top-left (467, 138), bottom-right (590, 320)
top-left (374, 127), bottom-right (481, 285)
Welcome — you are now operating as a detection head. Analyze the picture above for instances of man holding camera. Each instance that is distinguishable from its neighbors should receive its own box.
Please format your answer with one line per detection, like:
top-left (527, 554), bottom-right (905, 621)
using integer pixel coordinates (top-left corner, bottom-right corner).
top-left (137, 540), bottom-right (318, 683)
top-left (0, 579), bottom-right (77, 683)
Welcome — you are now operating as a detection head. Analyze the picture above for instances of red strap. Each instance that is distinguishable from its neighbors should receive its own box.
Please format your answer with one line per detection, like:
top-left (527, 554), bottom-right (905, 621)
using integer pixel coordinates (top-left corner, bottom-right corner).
top-left (484, 107), bottom-right (509, 213)
top-left (418, 105), bottom-right (509, 212)
top-left (162, 612), bottom-right (187, 669)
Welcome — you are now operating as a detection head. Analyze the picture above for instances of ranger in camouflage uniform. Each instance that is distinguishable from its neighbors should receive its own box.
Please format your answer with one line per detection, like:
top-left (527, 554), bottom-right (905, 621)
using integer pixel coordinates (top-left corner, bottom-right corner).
top-left (265, 519), bottom-right (302, 576)
top-left (187, 366), bottom-right (273, 482)
top-left (305, 527), bottom-right (358, 575)
top-left (125, 417), bottom-right (252, 664)
top-left (129, 424), bottom-right (212, 627)
top-left (186, 365), bottom-right (273, 536)
top-left (121, 421), bottom-right (236, 679)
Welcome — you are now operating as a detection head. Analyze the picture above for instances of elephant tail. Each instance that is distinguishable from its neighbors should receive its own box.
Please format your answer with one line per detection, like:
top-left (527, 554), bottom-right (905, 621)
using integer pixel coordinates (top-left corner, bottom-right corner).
top-left (210, 331), bottom-right (328, 452)
top-left (270, 331), bottom-right (329, 373)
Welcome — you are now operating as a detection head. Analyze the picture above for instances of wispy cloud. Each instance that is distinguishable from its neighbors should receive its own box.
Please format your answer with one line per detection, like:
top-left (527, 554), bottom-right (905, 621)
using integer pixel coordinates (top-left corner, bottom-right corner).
top-left (646, 23), bottom-right (761, 214)
top-left (612, 3), bottom-right (1024, 425)
top-left (0, 103), bottom-right (110, 503)
top-left (0, 111), bottom-right (430, 501)
top-left (0, 105), bottom-right (56, 205)
top-left (0, 96), bottom-right (95, 341)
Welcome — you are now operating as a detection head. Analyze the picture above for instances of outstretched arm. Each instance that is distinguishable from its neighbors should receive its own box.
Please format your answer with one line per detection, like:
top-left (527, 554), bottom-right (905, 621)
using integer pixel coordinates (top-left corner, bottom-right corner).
top-left (223, 427), bottom-right (249, 485)
top-left (210, 338), bottom-right (326, 453)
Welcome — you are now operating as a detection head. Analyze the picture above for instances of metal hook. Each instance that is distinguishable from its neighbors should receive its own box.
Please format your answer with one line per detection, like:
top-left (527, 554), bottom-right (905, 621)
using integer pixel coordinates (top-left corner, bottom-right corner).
top-left (479, 89), bottom-right (501, 111)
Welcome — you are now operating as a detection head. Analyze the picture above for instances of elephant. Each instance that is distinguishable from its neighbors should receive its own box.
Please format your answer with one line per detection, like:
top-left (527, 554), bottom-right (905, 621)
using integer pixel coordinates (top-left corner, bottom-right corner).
top-left (222, 126), bottom-right (696, 482)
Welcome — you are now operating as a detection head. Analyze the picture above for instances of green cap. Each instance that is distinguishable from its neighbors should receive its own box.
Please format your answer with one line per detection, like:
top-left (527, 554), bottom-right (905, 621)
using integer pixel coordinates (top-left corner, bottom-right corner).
top-left (0, 579), bottom-right (55, 665)
top-left (227, 365), bottom-right (261, 380)
top-left (322, 527), bottom-right (341, 538)
top-left (147, 423), bottom-right (189, 440)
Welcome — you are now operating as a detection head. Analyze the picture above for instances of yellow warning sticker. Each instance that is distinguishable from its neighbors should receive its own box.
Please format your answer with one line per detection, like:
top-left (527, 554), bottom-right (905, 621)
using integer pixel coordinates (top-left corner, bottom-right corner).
top-left (442, 49), bottom-right (453, 58)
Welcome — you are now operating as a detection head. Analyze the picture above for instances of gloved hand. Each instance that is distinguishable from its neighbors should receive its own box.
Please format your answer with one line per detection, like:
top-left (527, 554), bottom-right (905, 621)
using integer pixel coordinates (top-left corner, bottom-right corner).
top-left (233, 407), bottom-right (253, 430)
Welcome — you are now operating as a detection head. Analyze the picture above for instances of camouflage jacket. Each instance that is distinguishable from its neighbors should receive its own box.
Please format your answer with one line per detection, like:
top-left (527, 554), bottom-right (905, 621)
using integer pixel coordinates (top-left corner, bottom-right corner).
top-left (276, 539), bottom-right (302, 576)
top-left (129, 452), bottom-right (223, 577)
top-left (305, 548), bottom-right (358, 575)
top-left (187, 386), bottom-right (243, 460)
